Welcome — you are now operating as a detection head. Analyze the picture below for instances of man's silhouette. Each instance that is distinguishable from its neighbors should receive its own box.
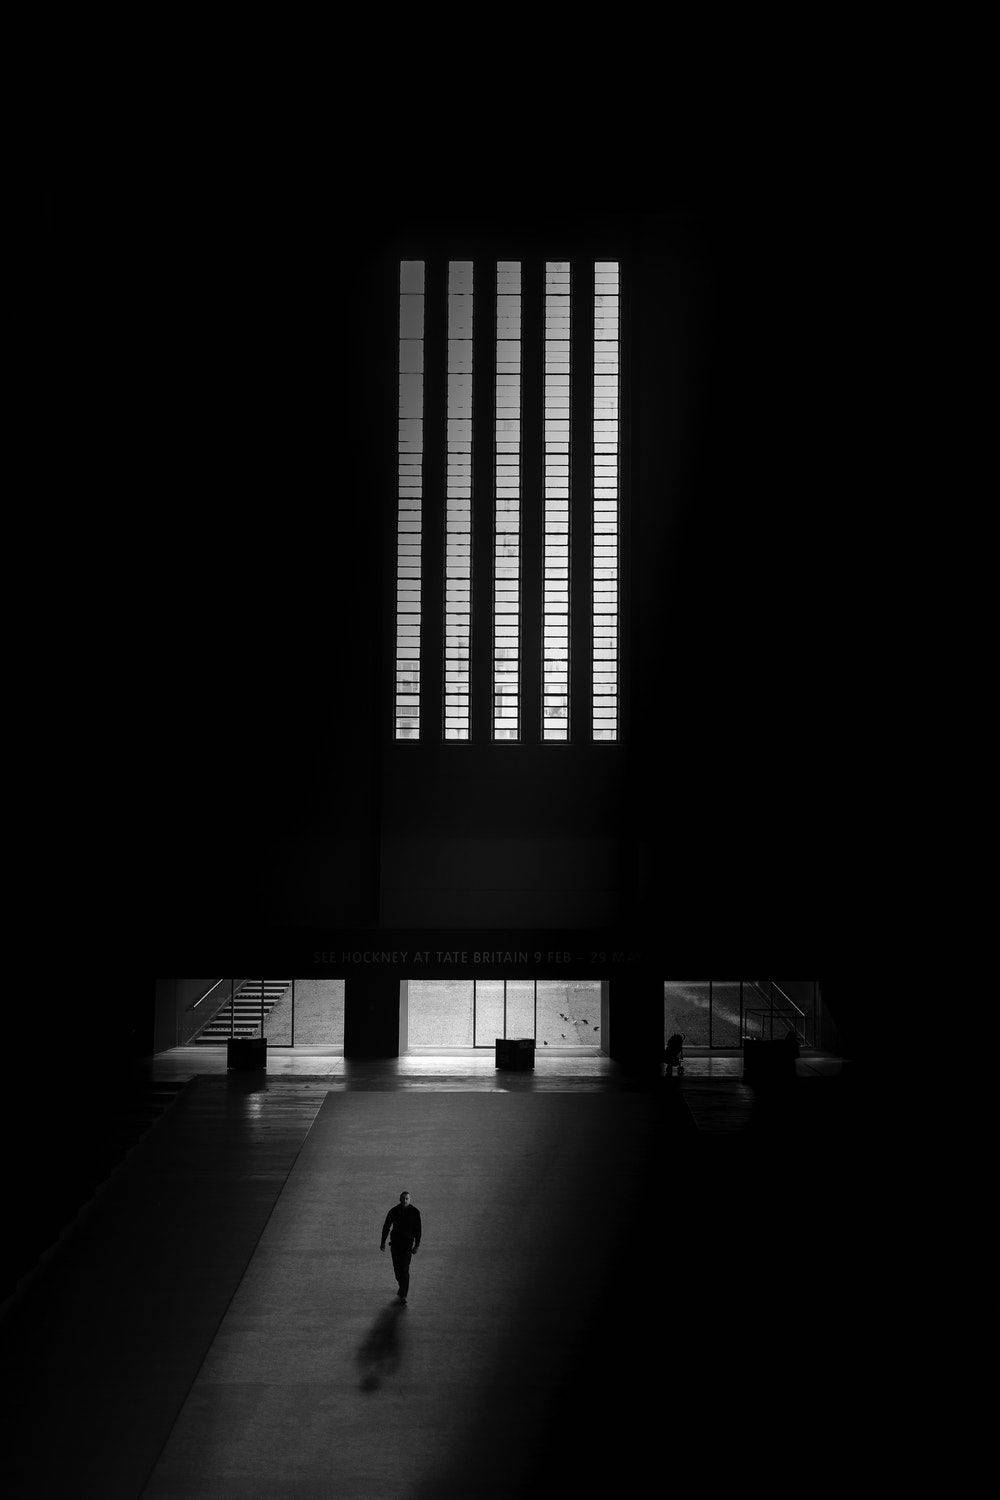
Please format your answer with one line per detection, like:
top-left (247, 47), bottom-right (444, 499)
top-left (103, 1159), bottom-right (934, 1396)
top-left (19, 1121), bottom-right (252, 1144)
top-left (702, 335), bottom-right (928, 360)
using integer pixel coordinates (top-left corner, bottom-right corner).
top-left (380, 1190), bottom-right (422, 1304)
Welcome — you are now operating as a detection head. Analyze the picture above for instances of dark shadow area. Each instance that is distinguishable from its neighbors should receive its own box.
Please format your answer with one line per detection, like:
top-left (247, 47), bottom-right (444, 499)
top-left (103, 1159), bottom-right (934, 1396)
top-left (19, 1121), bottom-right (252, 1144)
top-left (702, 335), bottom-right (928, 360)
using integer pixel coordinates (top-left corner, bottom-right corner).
top-left (412, 1076), bottom-right (871, 1499)
top-left (659, 1072), bottom-right (700, 1133)
top-left (0, 1077), bottom-right (327, 1499)
top-left (411, 1087), bottom-right (693, 1499)
top-left (744, 1071), bottom-right (864, 1144)
top-left (1, 1070), bottom-right (191, 1310)
top-left (357, 1302), bottom-right (406, 1393)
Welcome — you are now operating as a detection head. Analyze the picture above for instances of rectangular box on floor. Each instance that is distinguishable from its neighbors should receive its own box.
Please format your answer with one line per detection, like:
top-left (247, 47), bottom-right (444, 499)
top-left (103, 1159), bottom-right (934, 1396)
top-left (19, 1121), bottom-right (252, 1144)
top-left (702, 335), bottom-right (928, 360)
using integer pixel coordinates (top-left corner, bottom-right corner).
top-left (227, 1038), bottom-right (267, 1072)
top-left (742, 1039), bottom-right (795, 1083)
top-left (495, 1038), bottom-right (535, 1071)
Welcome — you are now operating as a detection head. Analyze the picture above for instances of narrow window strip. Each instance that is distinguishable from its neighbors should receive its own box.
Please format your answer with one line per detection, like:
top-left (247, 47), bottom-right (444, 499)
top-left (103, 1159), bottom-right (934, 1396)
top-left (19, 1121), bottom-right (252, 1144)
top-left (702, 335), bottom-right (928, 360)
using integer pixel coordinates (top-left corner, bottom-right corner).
top-left (543, 260), bottom-right (571, 740)
top-left (494, 261), bottom-right (521, 740)
top-left (592, 261), bottom-right (619, 740)
top-left (445, 260), bottom-right (474, 740)
top-left (396, 260), bottom-right (424, 738)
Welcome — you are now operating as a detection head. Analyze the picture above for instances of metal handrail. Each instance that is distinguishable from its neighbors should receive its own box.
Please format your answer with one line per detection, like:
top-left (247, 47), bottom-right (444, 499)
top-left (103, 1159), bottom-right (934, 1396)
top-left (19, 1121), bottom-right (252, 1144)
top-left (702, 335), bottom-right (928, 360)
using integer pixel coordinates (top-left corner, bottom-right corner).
top-left (187, 978), bottom-right (225, 1012)
top-left (743, 1010), bottom-right (809, 1043)
top-left (768, 978), bottom-right (807, 1018)
top-left (747, 979), bottom-right (806, 1019)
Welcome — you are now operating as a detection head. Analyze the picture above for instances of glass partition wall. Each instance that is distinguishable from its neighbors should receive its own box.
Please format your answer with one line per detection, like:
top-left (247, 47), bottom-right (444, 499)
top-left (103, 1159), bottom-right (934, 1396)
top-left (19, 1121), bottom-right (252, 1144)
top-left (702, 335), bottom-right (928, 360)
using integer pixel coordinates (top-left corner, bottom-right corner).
top-left (186, 979), bottom-right (345, 1049)
top-left (405, 980), bottom-right (603, 1050)
top-left (663, 980), bottom-right (821, 1050)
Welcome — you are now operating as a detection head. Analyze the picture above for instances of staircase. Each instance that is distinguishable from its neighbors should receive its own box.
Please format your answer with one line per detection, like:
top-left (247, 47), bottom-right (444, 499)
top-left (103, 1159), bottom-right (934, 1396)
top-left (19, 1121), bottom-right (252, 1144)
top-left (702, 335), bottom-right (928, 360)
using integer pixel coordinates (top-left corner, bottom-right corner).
top-left (191, 979), bottom-right (291, 1043)
top-left (743, 979), bottom-right (811, 1046)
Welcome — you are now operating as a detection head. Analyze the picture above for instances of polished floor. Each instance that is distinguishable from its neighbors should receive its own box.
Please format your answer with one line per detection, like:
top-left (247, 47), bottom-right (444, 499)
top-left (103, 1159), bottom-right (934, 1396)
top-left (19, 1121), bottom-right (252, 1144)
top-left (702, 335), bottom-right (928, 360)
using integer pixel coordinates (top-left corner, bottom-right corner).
top-left (1, 1051), bottom-right (862, 1498)
top-left (146, 1045), bottom-right (846, 1085)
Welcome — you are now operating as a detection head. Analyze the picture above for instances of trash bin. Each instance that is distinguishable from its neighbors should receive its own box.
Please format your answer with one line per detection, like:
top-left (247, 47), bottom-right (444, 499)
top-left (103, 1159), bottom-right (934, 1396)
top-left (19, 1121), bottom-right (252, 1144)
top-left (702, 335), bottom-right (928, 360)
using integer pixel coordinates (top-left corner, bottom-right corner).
top-left (495, 1038), bottom-right (535, 1071)
top-left (227, 1038), bottom-right (267, 1072)
top-left (742, 1040), bottom-right (795, 1084)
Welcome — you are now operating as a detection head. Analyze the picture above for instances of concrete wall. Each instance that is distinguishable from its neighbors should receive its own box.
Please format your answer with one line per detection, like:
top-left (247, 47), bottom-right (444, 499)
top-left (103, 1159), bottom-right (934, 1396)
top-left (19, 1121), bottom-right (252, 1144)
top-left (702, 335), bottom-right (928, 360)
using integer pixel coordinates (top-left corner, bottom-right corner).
top-left (143, 201), bottom-right (849, 1046)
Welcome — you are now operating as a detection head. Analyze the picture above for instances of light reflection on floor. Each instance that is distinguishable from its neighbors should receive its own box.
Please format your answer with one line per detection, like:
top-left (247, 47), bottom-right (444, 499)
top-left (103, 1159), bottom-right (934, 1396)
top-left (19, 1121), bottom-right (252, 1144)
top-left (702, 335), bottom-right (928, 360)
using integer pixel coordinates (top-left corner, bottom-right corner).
top-left (148, 1048), bottom-right (613, 1080)
top-left (147, 1046), bottom-right (844, 1086)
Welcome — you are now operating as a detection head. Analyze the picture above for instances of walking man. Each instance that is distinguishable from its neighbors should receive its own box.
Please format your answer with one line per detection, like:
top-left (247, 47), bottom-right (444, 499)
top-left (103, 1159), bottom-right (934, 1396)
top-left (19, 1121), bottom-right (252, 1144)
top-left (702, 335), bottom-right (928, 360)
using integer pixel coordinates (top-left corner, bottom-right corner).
top-left (380, 1190), bottom-right (421, 1304)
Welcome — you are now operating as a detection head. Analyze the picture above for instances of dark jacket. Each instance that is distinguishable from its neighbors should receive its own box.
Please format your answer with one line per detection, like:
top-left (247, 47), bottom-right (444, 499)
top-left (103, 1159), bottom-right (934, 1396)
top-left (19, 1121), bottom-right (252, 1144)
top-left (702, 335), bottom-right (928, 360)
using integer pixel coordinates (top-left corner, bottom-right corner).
top-left (381, 1203), bottom-right (421, 1252)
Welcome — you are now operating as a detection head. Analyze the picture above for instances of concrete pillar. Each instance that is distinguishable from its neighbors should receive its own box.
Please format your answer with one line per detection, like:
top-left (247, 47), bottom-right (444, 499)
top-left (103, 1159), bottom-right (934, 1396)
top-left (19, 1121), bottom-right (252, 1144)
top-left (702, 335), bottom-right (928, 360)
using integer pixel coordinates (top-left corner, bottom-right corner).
top-left (344, 974), bottom-right (400, 1058)
top-left (607, 975), bottom-right (662, 1077)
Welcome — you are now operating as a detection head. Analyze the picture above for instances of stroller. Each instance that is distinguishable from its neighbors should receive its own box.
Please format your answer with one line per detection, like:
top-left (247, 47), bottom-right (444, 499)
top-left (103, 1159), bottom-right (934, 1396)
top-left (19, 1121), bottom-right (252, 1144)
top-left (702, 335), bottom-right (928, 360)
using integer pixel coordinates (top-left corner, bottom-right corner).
top-left (663, 1033), bottom-right (685, 1077)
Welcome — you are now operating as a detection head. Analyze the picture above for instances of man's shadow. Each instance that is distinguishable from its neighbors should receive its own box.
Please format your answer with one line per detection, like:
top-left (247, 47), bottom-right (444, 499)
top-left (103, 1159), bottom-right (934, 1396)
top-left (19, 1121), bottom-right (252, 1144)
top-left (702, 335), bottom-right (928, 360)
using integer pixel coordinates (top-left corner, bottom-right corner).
top-left (357, 1303), bottom-right (406, 1393)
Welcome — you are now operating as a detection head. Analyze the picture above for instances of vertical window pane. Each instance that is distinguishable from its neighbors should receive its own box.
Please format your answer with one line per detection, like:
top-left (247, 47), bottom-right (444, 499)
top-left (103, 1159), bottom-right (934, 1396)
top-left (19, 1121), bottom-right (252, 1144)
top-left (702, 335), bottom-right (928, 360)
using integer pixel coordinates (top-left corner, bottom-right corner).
top-left (408, 980), bottom-right (474, 1046)
top-left (494, 262), bottom-right (521, 740)
top-left (505, 980), bottom-right (535, 1038)
top-left (445, 261), bottom-right (474, 740)
top-left (593, 260), bottom-right (619, 740)
top-left (535, 981), bottom-right (602, 1047)
top-left (663, 981), bottom-right (710, 1048)
top-left (710, 981), bottom-right (742, 1049)
top-left (543, 261), bottom-right (571, 740)
top-left (474, 980), bottom-right (505, 1046)
top-left (396, 260), bottom-right (424, 739)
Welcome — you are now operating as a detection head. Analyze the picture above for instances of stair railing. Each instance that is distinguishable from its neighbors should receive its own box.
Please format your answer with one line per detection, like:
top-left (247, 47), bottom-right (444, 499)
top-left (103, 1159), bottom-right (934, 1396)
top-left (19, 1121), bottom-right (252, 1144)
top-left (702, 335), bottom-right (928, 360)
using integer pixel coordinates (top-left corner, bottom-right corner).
top-left (183, 979), bottom-right (252, 1042)
top-left (189, 980), bottom-right (291, 1043)
top-left (745, 979), bottom-right (808, 1044)
top-left (182, 978), bottom-right (245, 1045)
top-left (187, 978), bottom-right (225, 1013)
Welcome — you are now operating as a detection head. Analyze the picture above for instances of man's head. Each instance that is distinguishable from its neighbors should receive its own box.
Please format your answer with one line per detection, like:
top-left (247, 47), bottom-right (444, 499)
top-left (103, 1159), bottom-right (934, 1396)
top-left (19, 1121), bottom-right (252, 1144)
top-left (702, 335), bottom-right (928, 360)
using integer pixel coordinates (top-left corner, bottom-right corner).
top-left (399, 1191), bottom-right (411, 1207)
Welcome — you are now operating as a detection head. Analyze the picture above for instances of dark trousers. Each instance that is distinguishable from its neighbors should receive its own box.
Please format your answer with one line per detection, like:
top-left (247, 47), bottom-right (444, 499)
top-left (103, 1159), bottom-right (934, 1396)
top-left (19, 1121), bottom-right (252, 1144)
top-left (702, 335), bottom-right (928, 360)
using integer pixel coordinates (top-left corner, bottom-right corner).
top-left (390, 1243), bottom-right (412, 1297)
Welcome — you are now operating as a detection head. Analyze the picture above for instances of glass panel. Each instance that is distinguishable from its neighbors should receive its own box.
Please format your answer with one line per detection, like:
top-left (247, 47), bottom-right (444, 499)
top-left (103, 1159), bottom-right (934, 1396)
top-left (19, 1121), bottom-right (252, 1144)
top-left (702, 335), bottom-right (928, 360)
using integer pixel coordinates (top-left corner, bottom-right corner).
top-left (290, 979), bottom-right (345, 1045)
top-left (774, 979), bottom-right (816, 1047)
top-left (535, 981), bottom-right (602, 1047)
top-left (742, 993), bottom-right (770, 1041)
top-left (400, 260), bottom-right (425, 294)
top-left (190, 978), bottom-right (244, 1043)
top-left (741, 979), bottom-right (808, 1043)
top-left (709, 981), bottom-right (741, 1049)
top-left (505, 981), bottom-right (535, 1039)
top-left (232, 972), bottom-right (284, 1044)
top-left (663, 981), bottom-right (710, 1048)
top-left (474, 981), bottom-right (505, 1047)
top-left (264, 981), bottom-right (293, 1044)
top-left (408, 980), bottom-right (474, 1047)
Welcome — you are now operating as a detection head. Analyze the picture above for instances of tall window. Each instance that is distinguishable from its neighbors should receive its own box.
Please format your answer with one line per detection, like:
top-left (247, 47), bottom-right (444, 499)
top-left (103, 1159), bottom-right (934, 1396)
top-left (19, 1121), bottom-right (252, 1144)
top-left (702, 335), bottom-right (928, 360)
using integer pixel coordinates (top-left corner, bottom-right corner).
top-left (543, 261), bottom-right (570, 739)
top-left (393, 257), bottom-right (621, 744)
top-left (445, 262), bottom-right (474, 739)
top-left (592, 261), bottom-right (619, 741)
top-left (395, 261), bottom-right (424, 739)
top-left (494, 262), bottom-right (521, 740)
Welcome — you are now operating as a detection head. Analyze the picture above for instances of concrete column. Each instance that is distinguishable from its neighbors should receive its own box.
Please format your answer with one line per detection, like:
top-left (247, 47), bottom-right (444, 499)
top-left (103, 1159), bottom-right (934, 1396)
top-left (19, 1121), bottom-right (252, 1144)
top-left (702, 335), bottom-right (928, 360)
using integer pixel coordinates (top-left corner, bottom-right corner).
top-left (344, 974), bottom-right (401, 1059)
top-left (607, 975), bottom-right (662, 1077)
